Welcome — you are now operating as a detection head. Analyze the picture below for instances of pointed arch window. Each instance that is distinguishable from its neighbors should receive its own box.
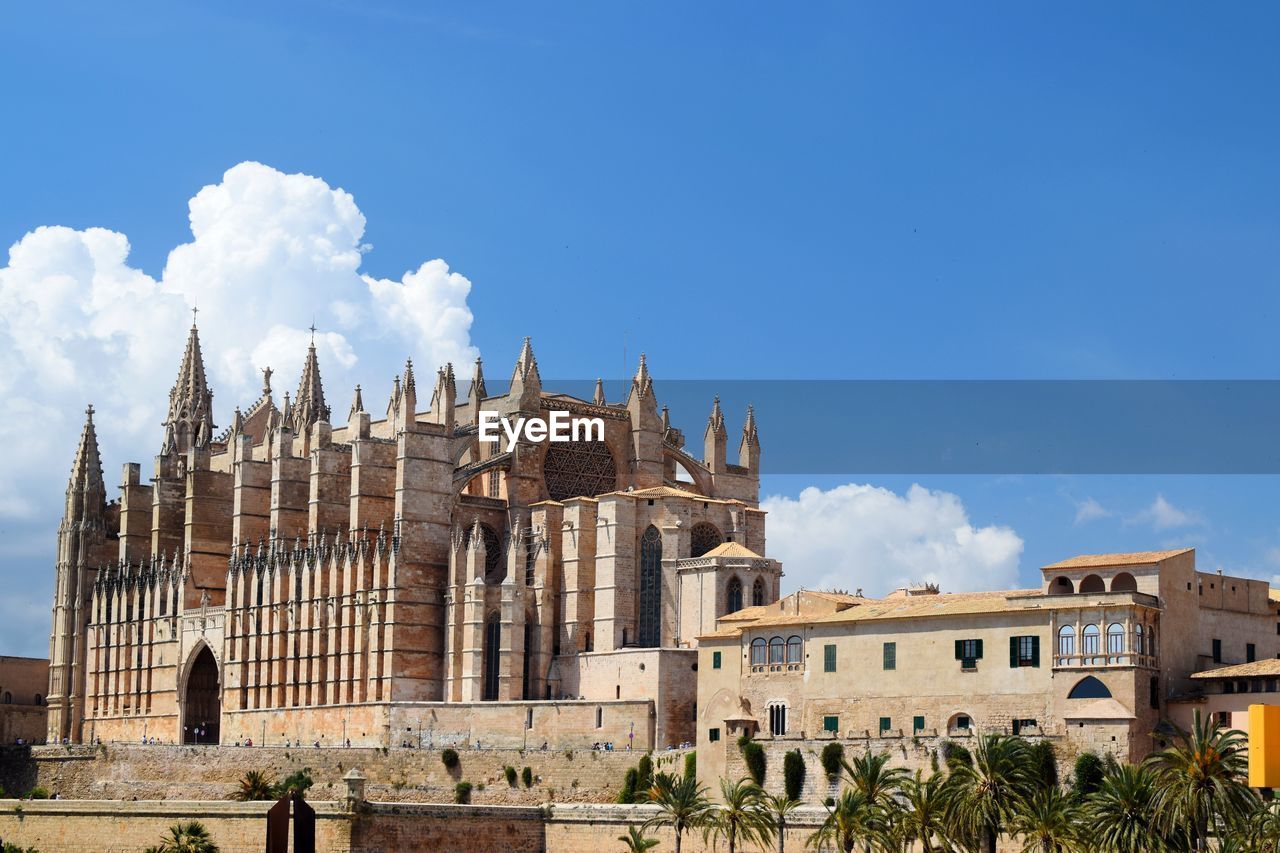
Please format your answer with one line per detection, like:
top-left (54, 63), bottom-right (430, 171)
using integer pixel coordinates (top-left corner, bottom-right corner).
top-left (690, 522), bottom-right (723, 558)
top-left (726, 577), bottom-right (743, 614)
top-left (752, 577), bottom-right (765, 607)
top-left (483, 612), bottom-right (501, 701)
top-left (638, 526), bottom-right (662, 647)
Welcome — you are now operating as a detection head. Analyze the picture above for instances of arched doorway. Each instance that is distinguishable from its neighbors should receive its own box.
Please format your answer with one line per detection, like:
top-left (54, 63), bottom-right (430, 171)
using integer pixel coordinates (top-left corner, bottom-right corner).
top-left (183, 645), bottom-right (220, 744)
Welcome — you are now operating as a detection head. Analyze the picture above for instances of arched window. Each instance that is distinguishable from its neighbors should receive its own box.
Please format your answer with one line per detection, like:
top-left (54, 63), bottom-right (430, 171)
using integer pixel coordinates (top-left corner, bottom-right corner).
top-left (750, 637), bottom-right (767, 666)
top-left (786, 636), bottom-right (803, 665)
top-left (34, 693), bottom-right (42, 706)
top-left (752, 577), bottom-right (765, 607)
top-left (690, 522), bottom-right (723, 558)
top-left (1082, 624), bottom-right (1100, 657)
top-left (464, 523), bottom-right (505, 585)
top-left (1050, 576), bottom-right (1074, 594)
top-left (1079, 574), bottom-right (1105, 593)
top-left (768, 636), bottom-right (785, 665)
top-left (726, 577), bottom-right (743, 614)
top-left (1, 692), bottom-right (10, 704)
top-left (1134, 624), bottom-right (1144, 657)
top-left (1107, 623), bottom-right (1125, 658)
top-left (1068, 675), bottom-right (1113, 700)
top-left (1057, 625), bottom-right (1076, 657)
top-left (638, 526), bottom-right (662, 647)
top-left (1147, 625), bottom-right (1157, 657)
top-left (483, 612), bottom-right (502, 701)
top-left (1111, 572), bottom-right (1137, 592)
top-left (948, 713), bottom-right (973, 733)
top-left (584, 630), bottom-right (593, 653)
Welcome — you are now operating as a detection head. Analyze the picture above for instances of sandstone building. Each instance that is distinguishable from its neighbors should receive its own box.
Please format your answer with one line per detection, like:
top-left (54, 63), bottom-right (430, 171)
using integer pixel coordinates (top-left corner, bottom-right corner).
top-left (46, 322), bottom-right (781, 749)
top-left (696, 549), bottom-right (1280, 790)
top-left (0, 656), bottom-right (49, 744)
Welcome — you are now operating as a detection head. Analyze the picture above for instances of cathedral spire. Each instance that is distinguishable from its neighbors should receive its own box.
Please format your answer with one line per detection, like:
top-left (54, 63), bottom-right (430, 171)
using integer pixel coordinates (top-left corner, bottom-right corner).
top-left (163, 319), bottom-right (215, 453)
top-left (509, 336), bottom-right (542, 409)
top-left (704, 395), bottom-right (728, 473)
top-left (593, 377), bottom-right (605, 406)
top-left (68, 404), bottom-right (106, 513)
top-left (289, 337), bottom-right (329, 432)
top-left (349, 384), bottom-right (364, 419)
top-left (631, 353), bottom-right (654, 401)
top-left (470, 357), bottom-right (487, 401)
top-left (738, 403), bottom-right (761, 474)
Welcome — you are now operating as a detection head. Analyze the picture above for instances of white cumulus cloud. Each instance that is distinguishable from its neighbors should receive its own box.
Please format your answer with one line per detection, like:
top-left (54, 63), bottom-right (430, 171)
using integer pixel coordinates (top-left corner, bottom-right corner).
top-left (761, 483), bottom-right (1025, 596)
top-left (0, 161), bottom-right (479, 654)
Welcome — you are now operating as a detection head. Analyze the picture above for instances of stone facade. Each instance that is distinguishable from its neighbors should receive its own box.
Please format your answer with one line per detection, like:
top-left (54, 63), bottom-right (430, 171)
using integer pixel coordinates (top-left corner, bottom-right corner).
top-left (45, 327), bottom-right (783, 751)
top-left (696, 549), bottom-right (1280, 798)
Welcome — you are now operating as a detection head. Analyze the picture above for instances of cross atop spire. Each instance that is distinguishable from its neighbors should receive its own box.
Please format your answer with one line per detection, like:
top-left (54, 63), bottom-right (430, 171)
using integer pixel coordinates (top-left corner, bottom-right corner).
top-left (191, 304), bottom-right (199, 326)
top-left (68, 402), bottom-right (106, 510)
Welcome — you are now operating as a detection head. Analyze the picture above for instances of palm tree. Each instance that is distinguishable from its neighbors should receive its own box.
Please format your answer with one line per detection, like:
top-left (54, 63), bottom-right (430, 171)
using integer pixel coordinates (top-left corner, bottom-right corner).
top-left (1145, 710), bottom-right (1258, 850)
top-left (763, 792), bottom-right (802, 853)
top-left (1084, 763), bottom-right (1174, 853)
top-left (1251, 799), bottom-right (1280, 853)
top-left (1009, 787), bottom-right (1078, 853)
top-left (842, 750), bottom-right (908, 852)
top-left (705, 777), bottom-right (774, 853)
top-left (143, 820), bottom-right (219, 853)
top-left (897, 770), bottom-right (952, 853)
top-left (232, 770), bottom-right (275, 801)
top-left (806, 789), bottom-right (879, 853)
top-left (944, 734), bottom-right (1034, 853)
top-left (642, 772), bottom-right (714, 853)
top-left (843, 751), bottom-right (909, 812)
top-left (618, 825), bottom-right (660, 853)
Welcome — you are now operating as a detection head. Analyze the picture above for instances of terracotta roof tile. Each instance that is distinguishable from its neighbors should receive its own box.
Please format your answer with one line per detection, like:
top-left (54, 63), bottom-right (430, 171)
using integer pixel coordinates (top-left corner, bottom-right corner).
top-left (1042, 549), bottom-right (1193, 570)
top-left (700, 542), bottom-right (763, 559)
top-left (1190, 659), bottom-right (1280, 679)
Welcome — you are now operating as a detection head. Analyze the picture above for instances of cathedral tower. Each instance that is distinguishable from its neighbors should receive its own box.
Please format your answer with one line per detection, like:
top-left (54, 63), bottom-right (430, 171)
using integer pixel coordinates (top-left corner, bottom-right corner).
top-left (47, 405), bottom-right (109, 742)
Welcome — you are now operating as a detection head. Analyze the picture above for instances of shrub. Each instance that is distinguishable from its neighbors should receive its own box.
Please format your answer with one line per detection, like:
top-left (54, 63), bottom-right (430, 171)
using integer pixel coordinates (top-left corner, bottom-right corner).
top-left (26, 787), bottom-right (50, 800)
top-left (522, 766), bottom-right (533, 788)
top-left (683, 750), bottom-right (696, 781)
top-left (820, 742), bottom-right (844, 779)
top-left (940, 740), bottom-right (971, 770)
top-left (441, 748), bottom-right (460, 770)
top-left (454, 781), bottom-right (472, 804)
top-left (636, 754), bottom-right (653, 793)
top-left (277, 769), bottom-right (313, 799)
top-left (3, 844), bottom-right (39, 853)
top-left (504, 766), bottom-right (518, 786)
top-left (616, 767), bottom-right (639, 803)
top-left (783, 749), bottom-right (805, 801)
top-left (1030, 740), bottom-right (1057, 789)
top-left (1073, 752), bottom-right (1105, 798)
top-left (741, 740), bottom-right (766, 785)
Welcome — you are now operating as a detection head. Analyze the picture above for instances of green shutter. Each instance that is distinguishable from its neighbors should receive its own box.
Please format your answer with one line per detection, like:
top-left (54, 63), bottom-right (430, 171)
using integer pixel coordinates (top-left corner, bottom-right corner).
top-left (883, 642), bottom-right (896, 670)
top-left (879, 716), bottom-right (891, 733)
top-left (975, 638), bottom-right (984, 659)
top-left (1010, 636), bottom-right (1019, 668)
top-left (913, 715), bottom-right (925, 732)
top-left (823, 715), bottom-right (839, 732)
top-left (1031, 635), bottom-right (1040, 667)
top-left (712, 651), bottom-right (722, 670)
top-left (824, 644), bottom-right (837, 673)
top-left (954, 639), bottom-right (963, 659)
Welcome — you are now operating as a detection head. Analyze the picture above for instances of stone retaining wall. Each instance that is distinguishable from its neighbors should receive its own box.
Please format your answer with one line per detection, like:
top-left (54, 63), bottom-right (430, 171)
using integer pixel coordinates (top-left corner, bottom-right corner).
top-left (1, 743), bottom-right (684, 805)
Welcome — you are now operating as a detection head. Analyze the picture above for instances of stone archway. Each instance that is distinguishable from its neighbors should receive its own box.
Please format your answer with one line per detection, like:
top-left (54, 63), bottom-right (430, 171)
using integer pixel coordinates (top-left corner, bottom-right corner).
top-left (182, 644), bottom-right (221, 744)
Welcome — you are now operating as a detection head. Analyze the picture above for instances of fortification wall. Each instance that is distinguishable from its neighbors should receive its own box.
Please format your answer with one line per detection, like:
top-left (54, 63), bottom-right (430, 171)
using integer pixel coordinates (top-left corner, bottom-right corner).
top-left (4, 743), bottom-right (681, 805)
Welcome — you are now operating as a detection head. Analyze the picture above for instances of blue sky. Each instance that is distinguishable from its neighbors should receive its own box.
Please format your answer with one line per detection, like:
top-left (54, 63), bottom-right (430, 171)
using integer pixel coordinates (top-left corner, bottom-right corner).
top-left (2, 2), bottom-right (1280, 654)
